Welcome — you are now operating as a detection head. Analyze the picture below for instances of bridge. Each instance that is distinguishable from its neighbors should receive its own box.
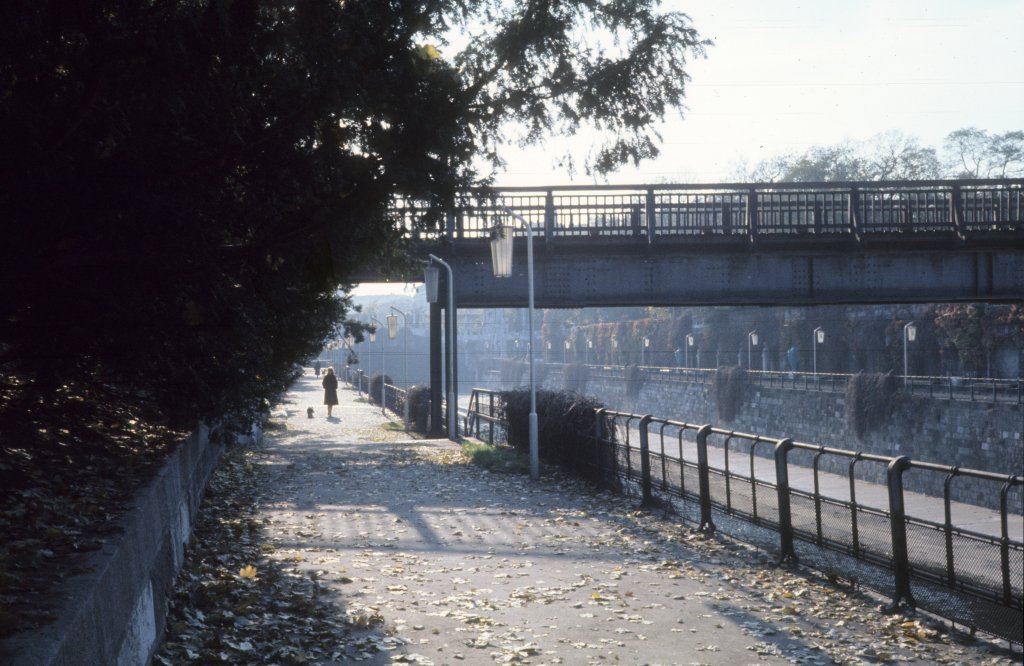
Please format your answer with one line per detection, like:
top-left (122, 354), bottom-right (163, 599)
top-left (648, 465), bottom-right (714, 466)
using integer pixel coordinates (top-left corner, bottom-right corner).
top-left (375, 178), bottom-right (1024, 308)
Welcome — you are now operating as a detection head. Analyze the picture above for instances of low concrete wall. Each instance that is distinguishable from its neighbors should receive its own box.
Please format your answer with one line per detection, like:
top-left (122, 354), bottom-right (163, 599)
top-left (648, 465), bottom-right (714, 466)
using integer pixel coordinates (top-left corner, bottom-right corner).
top-left (3, 425), bottom-right (227, 666)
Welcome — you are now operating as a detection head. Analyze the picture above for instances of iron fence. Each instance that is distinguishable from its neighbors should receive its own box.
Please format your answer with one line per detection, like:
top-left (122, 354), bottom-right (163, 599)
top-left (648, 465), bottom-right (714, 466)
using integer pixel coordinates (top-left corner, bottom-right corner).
top-left (583, 364), bottom-right (1022, 405)
top-left (463, 388), bottom-right (1024, 644)
top-left (390, 179), bottom-right (1024, 246)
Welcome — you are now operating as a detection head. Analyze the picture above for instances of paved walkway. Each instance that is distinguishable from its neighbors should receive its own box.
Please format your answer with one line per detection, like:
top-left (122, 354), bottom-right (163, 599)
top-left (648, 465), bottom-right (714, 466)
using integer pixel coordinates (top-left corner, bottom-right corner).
top-left (248, 374), bottom-right (1016, 665)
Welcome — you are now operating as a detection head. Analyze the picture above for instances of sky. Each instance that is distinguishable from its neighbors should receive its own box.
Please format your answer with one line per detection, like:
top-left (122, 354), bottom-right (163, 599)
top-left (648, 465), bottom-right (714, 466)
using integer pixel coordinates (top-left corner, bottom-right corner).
top-left (356, 0), bottom-right (1024, 295)
top-left (495, 0), bottom-right (1024, 186)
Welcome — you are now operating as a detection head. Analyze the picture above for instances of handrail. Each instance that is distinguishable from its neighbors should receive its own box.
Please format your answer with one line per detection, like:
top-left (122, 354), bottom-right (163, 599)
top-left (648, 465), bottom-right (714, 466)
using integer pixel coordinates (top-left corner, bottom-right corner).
top-left (534, 362), bottom-right (1022, 405)
top-left (392, 179), bottom-right (1024, 246)
top-left (462, 388), bottom-right (1024, 643)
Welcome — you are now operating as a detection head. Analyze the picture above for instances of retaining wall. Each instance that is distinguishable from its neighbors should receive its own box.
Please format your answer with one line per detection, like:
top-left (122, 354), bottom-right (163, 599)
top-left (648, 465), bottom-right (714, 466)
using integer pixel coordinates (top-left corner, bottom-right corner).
top-left (520, 363), bottom-right (1023, 510)
top-left (1, 424), bottom-right (233, 666)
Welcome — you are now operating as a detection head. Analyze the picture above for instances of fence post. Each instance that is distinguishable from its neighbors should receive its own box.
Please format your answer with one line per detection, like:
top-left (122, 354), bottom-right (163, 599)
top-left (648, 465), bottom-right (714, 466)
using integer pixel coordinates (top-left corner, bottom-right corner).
top-left (885, 456), bottom-right (916, 612)
top-left (774, 438), bottom-right (798, 565)
top-left (544, 190), bottom-right (555, 243)
top-left (646, 189), bottom-right (656, 244)
top-left (638, 415), bottom-right (654, 507)
top-left (1000, 477), bottom-right (1015, 606)
top-left (594, 408), bottom-right (606, 482)
top-left (695, 425), bottom-right (716, 533)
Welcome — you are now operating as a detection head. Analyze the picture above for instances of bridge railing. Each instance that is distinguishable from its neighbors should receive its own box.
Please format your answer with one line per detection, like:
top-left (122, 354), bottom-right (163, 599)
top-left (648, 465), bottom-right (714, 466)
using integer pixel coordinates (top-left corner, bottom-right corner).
top-left (462, 391), bottom-right (1024, 644)
top-left (390, 179), bottom-right (1023, 245)
top-left (583, 363), bottom-right (1022, 405)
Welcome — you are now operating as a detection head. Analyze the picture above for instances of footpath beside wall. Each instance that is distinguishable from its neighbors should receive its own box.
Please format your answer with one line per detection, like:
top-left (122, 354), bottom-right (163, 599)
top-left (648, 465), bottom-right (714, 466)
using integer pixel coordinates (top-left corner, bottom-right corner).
top-left (2, 424), bottom-right (231, 666)
top-left (523, 363), bottom-right (1022, 510)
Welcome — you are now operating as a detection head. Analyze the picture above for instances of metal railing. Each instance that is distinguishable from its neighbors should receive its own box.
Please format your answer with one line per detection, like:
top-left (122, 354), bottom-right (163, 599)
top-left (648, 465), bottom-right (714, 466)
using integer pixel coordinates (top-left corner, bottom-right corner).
top-left (344, 369), bottom-right (408, 420)
top-left (464, 388), bottom-right (503, 445)
top-left (462, 389), bottom-right (1024, 644)
top-left (392, 179), bottom-right (1024, 246)
top-left (580, 364), bottom-right (1022, 405)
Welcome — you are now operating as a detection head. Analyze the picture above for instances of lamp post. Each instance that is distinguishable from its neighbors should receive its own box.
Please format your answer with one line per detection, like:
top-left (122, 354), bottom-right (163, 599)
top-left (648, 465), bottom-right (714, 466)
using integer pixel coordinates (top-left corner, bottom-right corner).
top-left (813, 327), bottom-right (825, 375)
top-left (426, 255), bottom-right (457, 441)
top-left (686, 334), bottom-right (695, 369)
top-left (389, 306), bottom-right (409, 389)
top-left (903, 321), bottom-right (917, 385)
top-left (748, 331), bottom-right (759, 370)
top-left (490, 208), bottom-right (539, 480)
top-left (371, 316), bottom-right (386, 410)
top-left (370, 323), bottom-right (378, 377)
top-left (641, 337), bottom-right (649, 366)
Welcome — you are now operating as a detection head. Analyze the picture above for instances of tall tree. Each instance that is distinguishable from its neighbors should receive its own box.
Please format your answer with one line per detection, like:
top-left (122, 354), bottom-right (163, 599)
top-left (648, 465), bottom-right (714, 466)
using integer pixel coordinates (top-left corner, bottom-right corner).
top-left (0, 1), bottom-right (708, 449)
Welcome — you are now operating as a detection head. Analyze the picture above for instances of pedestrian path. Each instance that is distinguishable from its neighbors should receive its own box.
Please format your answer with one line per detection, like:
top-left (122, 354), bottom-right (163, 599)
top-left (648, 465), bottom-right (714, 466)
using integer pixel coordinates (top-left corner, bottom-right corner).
top-left (248, 374), bottom-right (1016, 665)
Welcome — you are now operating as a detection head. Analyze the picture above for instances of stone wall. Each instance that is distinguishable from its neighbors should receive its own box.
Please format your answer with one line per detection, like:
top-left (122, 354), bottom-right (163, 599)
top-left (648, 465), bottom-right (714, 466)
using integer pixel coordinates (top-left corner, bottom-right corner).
top-left (2, 425), bottom-right (232, 666)
top-left (504, 362), bottom-right (1023, 511)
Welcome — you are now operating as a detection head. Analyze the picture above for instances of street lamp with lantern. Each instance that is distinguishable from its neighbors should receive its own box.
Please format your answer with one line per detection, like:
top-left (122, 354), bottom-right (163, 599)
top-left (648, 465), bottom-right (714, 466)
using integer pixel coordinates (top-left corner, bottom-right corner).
top-left (641, 337), bottom-right (650, 366)
top-left (426, 256), bottom-right (457, 441)
top-left (813, 327), bottom-right (825, 375)
top-left (686, 333), bottom-right (695, 369)
top-left (903, 321), bottom-right (917, 384)
top-left (371, 316), bottom-right (386, 410)
top-left (748, 331), bottom-right (759, 370)
top-left (389, 306), bottom-right (409, 389)
top-left (564, 339), bottom-right (571, 364)
top-left (490, 208), bottom-right (539, 480)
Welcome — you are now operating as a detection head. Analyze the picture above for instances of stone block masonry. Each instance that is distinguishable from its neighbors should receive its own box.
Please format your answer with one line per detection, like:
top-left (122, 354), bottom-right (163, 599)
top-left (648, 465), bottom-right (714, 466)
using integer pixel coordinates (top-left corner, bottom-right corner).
top-left (2, 426), bottom-right (226, 666)
top-left (528, 363), bottom-right (1022, 512)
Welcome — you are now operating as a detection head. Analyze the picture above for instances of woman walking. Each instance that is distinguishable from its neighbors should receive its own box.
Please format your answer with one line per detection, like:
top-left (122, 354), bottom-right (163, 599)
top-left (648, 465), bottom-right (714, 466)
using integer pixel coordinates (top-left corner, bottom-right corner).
top-left (322, 366), bottom-right (339, 417)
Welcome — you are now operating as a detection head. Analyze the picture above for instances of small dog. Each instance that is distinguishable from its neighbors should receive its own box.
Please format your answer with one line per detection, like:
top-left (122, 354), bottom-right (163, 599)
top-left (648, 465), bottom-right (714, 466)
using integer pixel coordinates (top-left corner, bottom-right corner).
top-left (307, 407), bottom-right (315, 419)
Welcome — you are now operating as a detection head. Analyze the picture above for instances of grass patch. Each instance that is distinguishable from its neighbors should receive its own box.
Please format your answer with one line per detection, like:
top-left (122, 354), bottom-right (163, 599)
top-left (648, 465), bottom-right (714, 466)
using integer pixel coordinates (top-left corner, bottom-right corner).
top-left (460, 440), bottom-right (530, 474)
top-left (354, 397), bottom-right (370, 404)
top-left (382, 421), bottom-right (405, 432)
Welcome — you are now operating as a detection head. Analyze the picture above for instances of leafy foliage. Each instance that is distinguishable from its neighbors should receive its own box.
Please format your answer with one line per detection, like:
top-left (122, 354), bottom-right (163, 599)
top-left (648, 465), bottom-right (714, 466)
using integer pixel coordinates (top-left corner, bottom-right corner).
top-left (624, 363), bottom-right (644, 400)
top-left (713, 366), bottom-right (746, 422)
top-left (368, 374), bottom-right (392, 406)
top-left (498, 389), bottom-right (618, 488)
top-left (0, 1), bottom-right (707, 454)
top-left (404, 385), bottom-right (432, 434)
top-left (845, 373), bottom-right (898, 439)
top-left (733, 128), bottom-right (1023, 182)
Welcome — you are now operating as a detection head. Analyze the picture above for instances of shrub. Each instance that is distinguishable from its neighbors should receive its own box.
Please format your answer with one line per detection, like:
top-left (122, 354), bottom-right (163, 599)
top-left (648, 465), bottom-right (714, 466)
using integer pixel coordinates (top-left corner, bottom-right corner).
top-left (498, 389), bottom-right (619, 489)
top-left (845, 372), bottom-right (897, 439)
top-left (624, 363), bottom-right (644, 400)
top-left (368, 373), bottom-right (392, 405)
top-left (405, 385), bottom-right (431, 433)
top-left (713, 365), bottom-right (746, 422)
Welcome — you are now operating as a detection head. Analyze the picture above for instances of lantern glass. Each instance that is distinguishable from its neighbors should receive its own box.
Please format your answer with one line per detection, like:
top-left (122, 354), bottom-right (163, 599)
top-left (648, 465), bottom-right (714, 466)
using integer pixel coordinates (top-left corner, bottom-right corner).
top-left (686, 334), bottom-right (695, 347)
top-left (424, 265), bottom-right (440, 303)
top-left (387, 314), bottom-right (398, 339)
top-left (750, 332), bottom-right (759, 346)
top-left (565, 340), bottom-right (571, 349)
top-left (906, 323), bottom-right (917, 342)
top-left (490, 223), bottom-right (513, 278)
top-left (816, 328), bottom-right (825, 344)
top-left (643, 337), bottom-right (650, 348)
top-left (369, 330), bottom-right (376, 343)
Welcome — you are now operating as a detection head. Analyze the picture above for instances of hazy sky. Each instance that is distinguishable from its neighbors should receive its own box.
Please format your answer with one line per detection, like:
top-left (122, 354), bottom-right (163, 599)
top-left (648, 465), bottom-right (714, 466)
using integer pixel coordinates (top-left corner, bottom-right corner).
top-left (496, 0), bottom-right (1024, 186)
